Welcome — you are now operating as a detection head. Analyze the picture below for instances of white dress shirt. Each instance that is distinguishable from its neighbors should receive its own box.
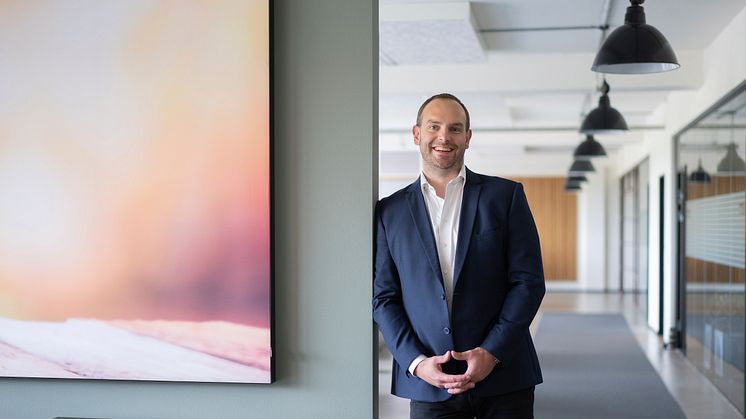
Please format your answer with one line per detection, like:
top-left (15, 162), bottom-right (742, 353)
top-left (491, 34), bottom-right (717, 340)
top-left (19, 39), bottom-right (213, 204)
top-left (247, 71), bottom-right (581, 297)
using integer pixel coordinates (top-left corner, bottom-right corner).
top-left (408, 165), bottom-right (466, 375)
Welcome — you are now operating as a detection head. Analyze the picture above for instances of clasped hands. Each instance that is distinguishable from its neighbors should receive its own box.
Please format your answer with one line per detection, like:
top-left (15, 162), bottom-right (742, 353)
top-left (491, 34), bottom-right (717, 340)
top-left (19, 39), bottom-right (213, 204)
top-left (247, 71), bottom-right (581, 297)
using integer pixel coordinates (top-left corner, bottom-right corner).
top-left (413, 347), bottom-right (498, 394)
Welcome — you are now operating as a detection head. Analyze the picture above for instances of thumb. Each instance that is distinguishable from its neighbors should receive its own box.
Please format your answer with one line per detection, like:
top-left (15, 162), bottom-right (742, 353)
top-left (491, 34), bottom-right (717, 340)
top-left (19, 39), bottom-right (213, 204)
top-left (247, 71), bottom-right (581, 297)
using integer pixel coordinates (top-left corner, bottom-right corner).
top-left (434, 351), bottom-right (452, 364)
top-left (450, 350), bottom-right (470, 361)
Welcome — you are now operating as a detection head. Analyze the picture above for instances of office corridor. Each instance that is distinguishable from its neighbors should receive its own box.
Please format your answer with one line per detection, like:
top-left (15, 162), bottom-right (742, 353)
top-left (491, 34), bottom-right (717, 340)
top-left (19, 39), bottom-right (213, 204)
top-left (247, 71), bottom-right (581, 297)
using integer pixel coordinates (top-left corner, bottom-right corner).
top-left (378, 292), bottom-right (743, 419)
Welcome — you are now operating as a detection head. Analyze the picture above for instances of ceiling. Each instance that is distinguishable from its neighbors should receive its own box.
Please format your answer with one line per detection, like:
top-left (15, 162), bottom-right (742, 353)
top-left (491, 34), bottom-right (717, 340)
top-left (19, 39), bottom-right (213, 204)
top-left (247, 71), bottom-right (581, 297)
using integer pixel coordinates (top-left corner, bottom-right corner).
top-left (378, 0), bottom-right (746, 178)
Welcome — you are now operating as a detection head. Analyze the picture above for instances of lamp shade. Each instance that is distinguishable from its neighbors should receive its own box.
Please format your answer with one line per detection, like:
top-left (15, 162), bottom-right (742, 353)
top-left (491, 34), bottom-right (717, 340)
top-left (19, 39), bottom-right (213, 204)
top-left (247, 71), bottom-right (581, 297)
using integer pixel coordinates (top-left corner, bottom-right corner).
top-left (567, 174), bottom-right (588, 183)
top-left (688, 159), bottom-right (711, 184)
top-left (564, 180), bottom-right (582, 192)
top-left (580, 81), bottom-right (628, 135)
top-left (591, 0), bottom-right (679, 74)
top-left (717, 143), bottom-right (746, 174)
top-left (573, 135), bottom-right (608, 160)
top-left (569, 159), bottom-right (595, 175)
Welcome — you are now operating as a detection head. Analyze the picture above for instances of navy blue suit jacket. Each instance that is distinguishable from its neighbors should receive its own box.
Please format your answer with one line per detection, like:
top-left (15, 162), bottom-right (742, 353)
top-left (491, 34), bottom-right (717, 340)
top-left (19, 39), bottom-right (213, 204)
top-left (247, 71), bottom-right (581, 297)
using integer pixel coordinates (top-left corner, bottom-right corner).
top-left (373, 168), bottom-right (545, 402)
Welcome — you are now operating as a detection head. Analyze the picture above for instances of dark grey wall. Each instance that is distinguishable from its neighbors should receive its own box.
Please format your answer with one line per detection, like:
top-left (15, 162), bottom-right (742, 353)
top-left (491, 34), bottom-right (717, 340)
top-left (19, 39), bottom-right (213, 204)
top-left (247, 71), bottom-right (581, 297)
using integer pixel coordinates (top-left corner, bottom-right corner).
top-left (0, 1), bottom-right (378, 418)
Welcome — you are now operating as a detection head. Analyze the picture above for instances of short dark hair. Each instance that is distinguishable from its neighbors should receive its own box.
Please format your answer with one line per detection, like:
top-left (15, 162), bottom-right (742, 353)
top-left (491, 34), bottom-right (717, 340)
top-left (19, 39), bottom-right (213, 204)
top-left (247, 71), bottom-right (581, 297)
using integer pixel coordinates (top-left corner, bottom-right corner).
top-left (416, 93), bottom-right (470, 130)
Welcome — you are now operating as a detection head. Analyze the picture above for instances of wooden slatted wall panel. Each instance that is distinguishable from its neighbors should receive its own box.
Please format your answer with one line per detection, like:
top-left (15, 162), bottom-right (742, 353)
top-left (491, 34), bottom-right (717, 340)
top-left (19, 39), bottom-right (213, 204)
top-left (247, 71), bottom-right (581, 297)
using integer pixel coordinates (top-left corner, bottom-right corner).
top-left (511, 177), bottom-right (577, 281)
top-left (685, 257), bottom-right (745, 284)
top-left (687, 175), bottom-right (745, 200)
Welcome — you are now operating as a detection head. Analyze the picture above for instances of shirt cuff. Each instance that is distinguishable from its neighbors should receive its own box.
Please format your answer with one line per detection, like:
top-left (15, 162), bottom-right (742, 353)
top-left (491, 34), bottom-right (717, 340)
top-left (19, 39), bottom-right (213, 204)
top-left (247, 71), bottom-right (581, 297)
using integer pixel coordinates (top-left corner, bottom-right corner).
top-left (408, 354), bottom-right (427, 376)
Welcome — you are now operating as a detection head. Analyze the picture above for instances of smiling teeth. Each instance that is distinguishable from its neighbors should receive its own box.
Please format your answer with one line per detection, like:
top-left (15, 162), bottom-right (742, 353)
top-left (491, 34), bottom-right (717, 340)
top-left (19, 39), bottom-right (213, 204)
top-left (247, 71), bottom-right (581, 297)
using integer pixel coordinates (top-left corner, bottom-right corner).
top-left (434, 147), bottom-right (452, 151)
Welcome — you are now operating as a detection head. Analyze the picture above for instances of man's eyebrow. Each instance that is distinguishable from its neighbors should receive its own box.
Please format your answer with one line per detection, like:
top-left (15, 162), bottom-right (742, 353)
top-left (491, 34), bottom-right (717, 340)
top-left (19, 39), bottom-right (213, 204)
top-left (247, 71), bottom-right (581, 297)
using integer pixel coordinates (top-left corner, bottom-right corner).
top-left (425, 119), bottom-right (463, 125)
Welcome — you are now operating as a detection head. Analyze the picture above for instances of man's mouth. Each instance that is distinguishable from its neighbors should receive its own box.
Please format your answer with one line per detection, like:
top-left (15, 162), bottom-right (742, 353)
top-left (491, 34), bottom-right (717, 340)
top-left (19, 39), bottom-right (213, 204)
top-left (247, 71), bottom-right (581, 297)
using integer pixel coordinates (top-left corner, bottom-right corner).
top-left (433, 146), bottom-right (454, 152)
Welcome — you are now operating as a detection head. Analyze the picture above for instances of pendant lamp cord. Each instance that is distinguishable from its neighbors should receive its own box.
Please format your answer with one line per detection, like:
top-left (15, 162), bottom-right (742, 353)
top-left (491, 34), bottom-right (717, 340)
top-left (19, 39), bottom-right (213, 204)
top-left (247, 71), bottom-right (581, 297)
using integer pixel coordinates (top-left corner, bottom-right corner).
top-left (731, 111), bottom-right (736, 145)
top-left (581, 0), bottom-right (613, 122)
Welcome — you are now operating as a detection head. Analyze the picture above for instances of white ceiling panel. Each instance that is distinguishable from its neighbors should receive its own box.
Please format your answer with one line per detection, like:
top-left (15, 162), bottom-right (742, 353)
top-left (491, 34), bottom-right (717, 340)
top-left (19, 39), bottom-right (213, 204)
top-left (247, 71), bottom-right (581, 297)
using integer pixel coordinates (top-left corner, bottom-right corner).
top-left (380, 2), bottom-right (485, 65)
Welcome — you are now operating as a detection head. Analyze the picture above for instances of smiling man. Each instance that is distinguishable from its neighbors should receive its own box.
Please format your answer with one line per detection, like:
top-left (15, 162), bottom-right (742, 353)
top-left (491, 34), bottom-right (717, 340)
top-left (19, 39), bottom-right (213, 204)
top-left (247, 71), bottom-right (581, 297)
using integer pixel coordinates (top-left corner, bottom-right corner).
top-left (373, 93), bottom-right (545, 419)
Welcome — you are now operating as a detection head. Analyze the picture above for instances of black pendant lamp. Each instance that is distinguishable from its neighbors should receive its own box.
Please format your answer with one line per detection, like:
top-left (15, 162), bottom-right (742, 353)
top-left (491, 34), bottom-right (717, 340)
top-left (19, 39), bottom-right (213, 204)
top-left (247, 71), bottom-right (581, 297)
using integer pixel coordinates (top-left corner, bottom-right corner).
top-left (573, 135), bottom-right (608, 160)
top-left (564, 180), bottom-right (582, 192)
top-left (567, 174), bottom-right (588, 183)
top-left (717, 143), bottom-right (746, 174)
top-left (580, 81), bottom-right (628, 135)
top-left (569, 159), bottom-right (595, 175)
top-left (592, 0), bottom-right (679, 74)
top-left (688, 159), bottom-right (712, 184)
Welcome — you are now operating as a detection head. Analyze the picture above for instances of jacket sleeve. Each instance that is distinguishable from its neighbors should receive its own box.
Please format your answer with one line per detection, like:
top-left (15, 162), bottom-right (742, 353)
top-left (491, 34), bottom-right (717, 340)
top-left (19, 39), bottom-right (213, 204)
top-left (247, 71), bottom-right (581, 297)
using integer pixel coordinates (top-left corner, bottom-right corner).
top-left (479, 183), bottom-right (545, 364)
top-left (372, 202), bottom-right (427, 373)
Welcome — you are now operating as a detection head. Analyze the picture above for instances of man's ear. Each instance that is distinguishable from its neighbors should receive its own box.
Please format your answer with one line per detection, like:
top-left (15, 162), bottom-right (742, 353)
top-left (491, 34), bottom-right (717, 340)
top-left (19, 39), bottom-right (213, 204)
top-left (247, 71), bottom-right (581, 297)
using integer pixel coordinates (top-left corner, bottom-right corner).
top-left (413, 125), bottom-right (421, 145)
top-left (465, 129), bottom-right (472, 149)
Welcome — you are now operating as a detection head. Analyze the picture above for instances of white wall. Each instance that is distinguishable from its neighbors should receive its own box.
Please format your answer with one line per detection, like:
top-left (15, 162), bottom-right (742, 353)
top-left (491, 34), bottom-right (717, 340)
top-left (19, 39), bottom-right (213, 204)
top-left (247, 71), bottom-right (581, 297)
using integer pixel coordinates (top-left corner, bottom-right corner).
top-left (467, 152), bottom-right (574, 177)
top-left (606, 165), bottom-right (621, 292)
top-left (576, 168), bottom-right (608, 291)
top-left (0, 1), bottom-right (379, 418)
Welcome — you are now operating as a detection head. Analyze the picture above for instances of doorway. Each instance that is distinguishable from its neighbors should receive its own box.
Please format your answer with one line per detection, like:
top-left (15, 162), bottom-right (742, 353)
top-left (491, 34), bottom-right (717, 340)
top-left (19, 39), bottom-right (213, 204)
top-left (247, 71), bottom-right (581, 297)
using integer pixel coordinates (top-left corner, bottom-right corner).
top-left (620, 159), bottom-right (650, 317)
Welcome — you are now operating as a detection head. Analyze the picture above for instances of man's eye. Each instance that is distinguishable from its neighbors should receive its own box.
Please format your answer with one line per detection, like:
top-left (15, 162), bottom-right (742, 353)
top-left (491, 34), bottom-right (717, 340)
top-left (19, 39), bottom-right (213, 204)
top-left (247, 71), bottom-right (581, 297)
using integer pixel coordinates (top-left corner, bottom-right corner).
top-left (451, 128), bottom-right (463, 133)
top-left (428, 125), bottom-right (438, 130)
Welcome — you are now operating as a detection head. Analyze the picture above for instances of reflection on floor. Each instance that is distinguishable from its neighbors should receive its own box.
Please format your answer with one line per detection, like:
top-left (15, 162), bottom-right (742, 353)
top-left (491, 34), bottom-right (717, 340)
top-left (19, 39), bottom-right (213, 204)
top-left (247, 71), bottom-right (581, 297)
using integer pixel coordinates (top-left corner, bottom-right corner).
top-left (378, 292), bottom-right (744, 419)
top-left (685, 290), bottom-right (746, 413)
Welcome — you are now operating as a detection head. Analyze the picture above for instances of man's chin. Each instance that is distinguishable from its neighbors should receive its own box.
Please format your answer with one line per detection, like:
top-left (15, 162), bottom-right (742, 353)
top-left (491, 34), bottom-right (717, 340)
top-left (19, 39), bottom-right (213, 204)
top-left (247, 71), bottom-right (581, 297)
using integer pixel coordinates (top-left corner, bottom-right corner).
top-left (422, 156), bottom-right (463, 172)
top-left (433, 160), bottom-right (460, 171)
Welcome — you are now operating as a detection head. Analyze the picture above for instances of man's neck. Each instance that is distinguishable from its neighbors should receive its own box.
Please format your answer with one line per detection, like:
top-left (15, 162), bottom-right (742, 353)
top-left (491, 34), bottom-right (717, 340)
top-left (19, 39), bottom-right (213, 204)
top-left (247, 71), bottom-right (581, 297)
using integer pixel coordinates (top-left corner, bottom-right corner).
top-left (422, 165), bottom-right (463, 198)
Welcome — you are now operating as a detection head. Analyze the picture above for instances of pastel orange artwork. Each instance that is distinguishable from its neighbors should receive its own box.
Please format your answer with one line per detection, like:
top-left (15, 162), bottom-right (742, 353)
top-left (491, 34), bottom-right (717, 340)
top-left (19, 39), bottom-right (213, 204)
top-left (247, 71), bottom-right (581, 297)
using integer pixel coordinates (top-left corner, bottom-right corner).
top-left (0, 0), bottom-right (271, 383)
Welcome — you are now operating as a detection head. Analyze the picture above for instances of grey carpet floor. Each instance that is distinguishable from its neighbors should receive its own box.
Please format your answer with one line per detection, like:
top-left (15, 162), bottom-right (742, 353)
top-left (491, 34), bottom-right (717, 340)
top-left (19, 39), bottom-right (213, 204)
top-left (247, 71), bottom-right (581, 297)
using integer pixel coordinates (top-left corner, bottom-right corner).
top-left (534, 313), bottom-right (686, 419)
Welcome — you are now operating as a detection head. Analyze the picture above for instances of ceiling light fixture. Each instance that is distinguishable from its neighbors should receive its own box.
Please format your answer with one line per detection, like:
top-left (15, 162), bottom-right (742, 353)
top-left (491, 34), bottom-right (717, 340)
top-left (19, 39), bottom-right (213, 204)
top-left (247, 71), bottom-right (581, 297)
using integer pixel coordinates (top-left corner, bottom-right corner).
top-left (591, 0), bottom-right (680, 74)
top-left (569, 159), bottom-right (595, 175)
top-left (591, 0), bottom-right (679, 74)
top-left (564, 180), bottom-right (582, 192)
top-left (573, 134), bottom-right (608, 160)
top-left (580, 80), bottom-right (628, 135)
top-left (688, 159), bottom-right (712, 184)
top-left (567, 174), bottom-right (588, 183)
top-left (717, 143), bottom-right (746, 174)
top-left (717, 112), bottom-right (746, 174)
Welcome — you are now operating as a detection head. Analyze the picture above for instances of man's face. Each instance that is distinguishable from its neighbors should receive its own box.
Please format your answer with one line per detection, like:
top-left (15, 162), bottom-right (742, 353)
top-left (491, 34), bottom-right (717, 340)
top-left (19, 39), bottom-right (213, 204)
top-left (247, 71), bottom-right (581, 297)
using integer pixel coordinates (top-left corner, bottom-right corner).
top-left (413, 98), bottom-right (472, 173)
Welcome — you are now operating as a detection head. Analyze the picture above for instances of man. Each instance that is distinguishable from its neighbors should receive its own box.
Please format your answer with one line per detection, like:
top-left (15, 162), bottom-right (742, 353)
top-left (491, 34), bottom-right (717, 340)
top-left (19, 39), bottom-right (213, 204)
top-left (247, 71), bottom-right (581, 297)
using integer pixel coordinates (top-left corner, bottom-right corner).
top-left (373, 93), bottom-right (545, 419)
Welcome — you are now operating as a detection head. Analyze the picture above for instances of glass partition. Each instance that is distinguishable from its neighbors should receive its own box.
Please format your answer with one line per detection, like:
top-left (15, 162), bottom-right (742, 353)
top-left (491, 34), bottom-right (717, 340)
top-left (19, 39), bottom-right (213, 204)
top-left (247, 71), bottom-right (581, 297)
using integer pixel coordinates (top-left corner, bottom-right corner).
top-left (676, 84), bottom-right (746, 414)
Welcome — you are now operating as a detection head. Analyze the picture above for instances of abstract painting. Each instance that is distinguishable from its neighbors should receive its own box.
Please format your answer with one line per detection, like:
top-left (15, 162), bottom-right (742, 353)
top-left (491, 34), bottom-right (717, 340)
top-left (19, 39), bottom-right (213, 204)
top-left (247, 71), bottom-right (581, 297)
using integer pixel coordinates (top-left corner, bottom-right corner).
top-left (0, 0), bottom-right (272, 383)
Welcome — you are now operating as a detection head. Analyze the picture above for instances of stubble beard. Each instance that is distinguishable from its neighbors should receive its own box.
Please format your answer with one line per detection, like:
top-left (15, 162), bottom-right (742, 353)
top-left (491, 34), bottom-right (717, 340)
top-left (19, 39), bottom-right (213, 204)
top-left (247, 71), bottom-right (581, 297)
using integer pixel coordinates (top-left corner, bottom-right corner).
top-left (422, 149), bottom-right (464, 175)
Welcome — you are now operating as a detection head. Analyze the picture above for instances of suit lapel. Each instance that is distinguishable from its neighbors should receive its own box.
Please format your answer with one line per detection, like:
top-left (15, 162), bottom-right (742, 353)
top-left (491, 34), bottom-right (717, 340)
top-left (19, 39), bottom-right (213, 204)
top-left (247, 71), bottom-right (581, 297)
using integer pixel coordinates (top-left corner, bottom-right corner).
top-left (453, 169), bottom-right (482, 289)
top-left (406, 179), bottom-right (444, 288)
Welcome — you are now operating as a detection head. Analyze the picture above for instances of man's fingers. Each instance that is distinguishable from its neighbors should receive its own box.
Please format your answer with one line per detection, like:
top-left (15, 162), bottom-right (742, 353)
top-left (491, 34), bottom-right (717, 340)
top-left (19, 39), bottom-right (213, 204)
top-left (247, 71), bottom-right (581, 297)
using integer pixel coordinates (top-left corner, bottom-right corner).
top-left (450, 350), bottom-right (470, 361)
top-left (428, 371), bottom-right (470, 388)
top-left (433, 372), bottom-right (469, 385)
top-left (418, 348), bottom-right (496, 392)
top-left (447, 381), bottom-right (476, 394)
top-left (415, 352), bottom-right (480, 391)
top-left (464, 365), bottom-right (482, 382)
top-left (442, 378), bottom-right (472, 389)
top-left (440, 374), bottom-right (470, 384)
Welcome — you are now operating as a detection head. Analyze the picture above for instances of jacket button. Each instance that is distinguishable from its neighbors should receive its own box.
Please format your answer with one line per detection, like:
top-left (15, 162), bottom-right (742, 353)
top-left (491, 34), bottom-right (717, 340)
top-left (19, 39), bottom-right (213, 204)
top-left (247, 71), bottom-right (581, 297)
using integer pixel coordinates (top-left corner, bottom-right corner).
top-left (443, 327), bottom-right (451, 335)
top-left (441, 294), bottom-right (446, 300)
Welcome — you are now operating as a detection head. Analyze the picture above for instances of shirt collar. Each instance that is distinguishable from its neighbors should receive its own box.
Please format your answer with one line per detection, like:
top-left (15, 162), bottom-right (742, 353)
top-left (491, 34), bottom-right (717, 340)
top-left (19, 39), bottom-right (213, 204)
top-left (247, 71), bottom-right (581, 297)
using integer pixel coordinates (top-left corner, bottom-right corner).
top-left (421, 165), bottom-right (467, 193)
